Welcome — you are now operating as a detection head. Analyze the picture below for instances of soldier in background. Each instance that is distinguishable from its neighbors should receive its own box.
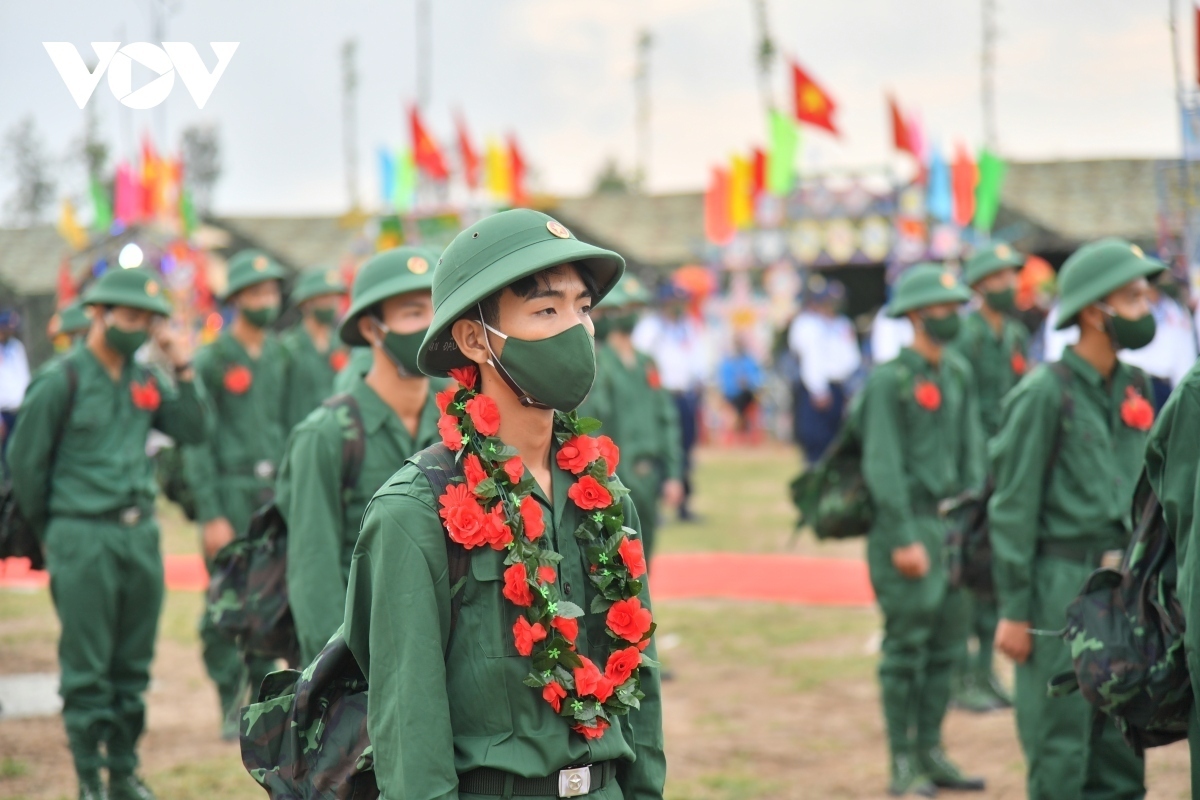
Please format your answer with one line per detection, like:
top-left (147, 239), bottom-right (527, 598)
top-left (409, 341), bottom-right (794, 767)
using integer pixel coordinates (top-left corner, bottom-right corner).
top-left (280, 267), bottom-right (349, 430)
top-left (47, 300), bottom-right (93, 354)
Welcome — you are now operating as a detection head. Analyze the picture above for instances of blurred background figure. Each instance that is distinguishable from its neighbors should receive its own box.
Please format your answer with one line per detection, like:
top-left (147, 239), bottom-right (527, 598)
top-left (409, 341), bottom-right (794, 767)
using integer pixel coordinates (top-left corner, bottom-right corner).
top-left (868, 299), bottom-right (913, 365)
top-left (788, 276), bottom-right (862, 463)
top-left (717, 336), bottom-right (764, 443)
top-left (1119, 270), bottom-right (1197, 410)
top-left (0, 309), bottom-right (30, 458)
top-left (46, 301), bottom-right (92, 354)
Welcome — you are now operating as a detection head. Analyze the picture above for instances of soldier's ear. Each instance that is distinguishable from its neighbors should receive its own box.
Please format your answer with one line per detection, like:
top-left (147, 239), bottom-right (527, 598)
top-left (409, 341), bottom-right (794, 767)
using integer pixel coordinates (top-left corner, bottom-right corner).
top-left (451, 318), bottom-right (490, 366)
top-left (358, 316), bottom-right (379, 347)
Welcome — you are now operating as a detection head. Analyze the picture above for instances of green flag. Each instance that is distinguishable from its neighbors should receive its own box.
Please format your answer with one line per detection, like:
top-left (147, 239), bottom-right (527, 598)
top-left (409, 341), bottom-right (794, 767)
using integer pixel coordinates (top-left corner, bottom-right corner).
top-left (89, 175), bottom-right (112, 232)
top-left (768, 109), bottom-right (800, 196)
top-left (180, 187), bottom-right (198, 235)
top-left (974, 148), bottom-right (1006, 233)
top-left (393, 147), bottom-right (416, 213)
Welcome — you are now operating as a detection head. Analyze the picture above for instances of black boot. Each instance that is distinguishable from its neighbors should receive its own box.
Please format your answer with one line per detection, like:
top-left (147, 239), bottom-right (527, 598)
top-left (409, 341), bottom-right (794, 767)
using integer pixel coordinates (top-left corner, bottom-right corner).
top-left (918, 746), bottom-right (985, 791)
top-left (888, 754), bottom-right (937, 797)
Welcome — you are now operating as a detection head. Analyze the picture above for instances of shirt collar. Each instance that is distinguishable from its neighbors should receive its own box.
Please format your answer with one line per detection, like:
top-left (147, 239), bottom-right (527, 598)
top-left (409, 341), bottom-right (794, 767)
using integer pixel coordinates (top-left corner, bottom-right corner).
top-left (1061, 347), bottom-right (1107, 390)
top-left (349, 372), bottom-right (442, 439)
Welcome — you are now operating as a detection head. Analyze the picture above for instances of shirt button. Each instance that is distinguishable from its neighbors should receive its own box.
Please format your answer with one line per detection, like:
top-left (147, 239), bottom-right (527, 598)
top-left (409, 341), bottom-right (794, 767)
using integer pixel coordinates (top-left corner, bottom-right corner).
top-left (564, 582), bottom-right (573, 596)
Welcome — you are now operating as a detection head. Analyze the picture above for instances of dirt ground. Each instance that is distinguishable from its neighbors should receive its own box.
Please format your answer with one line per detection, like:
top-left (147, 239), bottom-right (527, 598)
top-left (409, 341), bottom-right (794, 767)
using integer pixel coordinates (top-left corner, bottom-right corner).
top-left (0, 446), bottom-right (1192, 799)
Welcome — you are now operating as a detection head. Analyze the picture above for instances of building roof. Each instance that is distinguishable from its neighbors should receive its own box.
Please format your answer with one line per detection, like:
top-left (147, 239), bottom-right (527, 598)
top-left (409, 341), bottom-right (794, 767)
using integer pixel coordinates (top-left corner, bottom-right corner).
top-left (547, 192), bottom-right (705, 272)
top-left (0, 224), bottom-right (68, 295)
top-left (213, 214), bottom-right (372, 269)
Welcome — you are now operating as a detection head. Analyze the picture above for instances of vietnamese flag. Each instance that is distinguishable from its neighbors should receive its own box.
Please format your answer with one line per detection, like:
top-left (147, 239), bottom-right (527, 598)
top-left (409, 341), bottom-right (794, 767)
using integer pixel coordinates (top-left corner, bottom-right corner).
top-left (888, 95), bottom-right (913, 155)
top-left (704, 167), bottom-right (734, 245)
top-left (790, 60), bottom-right (839, 136)
top-left (951, 143), bottom-right (979, 227)
top-left (56, 258), bottom-right (77, 307)
top-left (751, 148), bottom-right (767, 196)
top-left (410, 106), bottom-right (449, 180)
top-left (456, 114), bottom-right (481, 190)
top-left (509, 136), bottom-right (529, 206)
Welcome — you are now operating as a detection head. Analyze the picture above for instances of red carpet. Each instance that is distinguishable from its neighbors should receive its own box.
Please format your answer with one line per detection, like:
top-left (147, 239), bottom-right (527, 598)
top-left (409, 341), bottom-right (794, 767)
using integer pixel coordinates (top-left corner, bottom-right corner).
top-left (1, 552), bottom-right (875, 607)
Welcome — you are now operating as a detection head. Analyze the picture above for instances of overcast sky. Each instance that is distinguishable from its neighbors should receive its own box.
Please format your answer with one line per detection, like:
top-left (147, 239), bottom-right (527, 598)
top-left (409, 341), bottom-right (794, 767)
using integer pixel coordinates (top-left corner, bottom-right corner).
top-left (0, 0), bottom-right (1190, 216)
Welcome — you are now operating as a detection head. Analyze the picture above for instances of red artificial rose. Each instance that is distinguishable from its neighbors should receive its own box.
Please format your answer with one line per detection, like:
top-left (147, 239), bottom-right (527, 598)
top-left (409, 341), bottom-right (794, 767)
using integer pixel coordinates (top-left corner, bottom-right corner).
top-left (520, 495), bottom-right (545, 540)
top-left (513, 616), bottom-right (547, 656)
top-left (330, 350), bottom-right (350, 372)
top-left (537, 565), bottom-right (557, 585)
top-left (605, 647), bottom-right (642, 686)
top-left (913, 379), bottom-right (941, 411)
top-left (435, 387), bottom-right (458, 414)
top-left (502, 562), bottom-right (533, 606)
top-left (617, 537), bottom-right (647, 579)
top-left (463, 454), bottom-right (488, 491)
top-left (438, 484), bottom-right (489, 548)
top-left (448, 365), bottom-right (478, 389)
top-left (542, 681), bottom-right (568, 713)
top-left (465, 395), bottom-right (501, 436)
top-left (1011, 352), bottom-right (1027, 376)
top-left (646, 365), bottom-right (662, 390)
top-left (1121, 386), bottom-right (1155, 431)
top-left (568, 475), bottom-right (612, 511)
top-left (130, 380), bottom-right (160, 412)
top-left (438, 414), bottom-right (464, 451)
top-left (636, 637), bottom-right (651, 652)
top-left (484, 504), bottom-right (514, 549)
top-left (503, 455), bottom-right (523, 485)
top-left (572, 719), bottom-right (610, 741)
top-left (573, 656), bottom-right (614, 703)
top-left (606, 597), bottom-right (653, 643)
top-left (552, 616), bottom-right (578, 643)
top-left (596, 435), bottom-right (620, 477)
top-left (224, 364), bottom-right (253, 394)
top-left (557, 435), bottom-right (601, 474)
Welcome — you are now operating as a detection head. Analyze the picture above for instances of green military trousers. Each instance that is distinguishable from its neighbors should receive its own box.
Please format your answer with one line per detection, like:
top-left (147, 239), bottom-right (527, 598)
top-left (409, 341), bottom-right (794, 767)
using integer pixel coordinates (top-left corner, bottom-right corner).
top-left (43, 516), bottom-right (164, 778)
top-left (1016, 554), bottom-right (1144, 800)
top-left (622, 458), bottom-right (664, 560)
top-left (867, 516), bottom-right (969, 760)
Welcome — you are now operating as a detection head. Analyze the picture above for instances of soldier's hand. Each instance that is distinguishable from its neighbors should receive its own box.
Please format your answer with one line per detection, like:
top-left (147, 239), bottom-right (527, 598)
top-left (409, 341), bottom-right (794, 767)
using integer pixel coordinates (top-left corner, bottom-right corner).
top-left (890, 542), bottom-right (929, 579)
top-left (203, 517), bottom-right (236, 559)
top-left (995, 619), bottom-right (1033, 663)
top-left (661, 479), bottom-right (684, 509)
top-left (153, 318), bottom-right (194, 369)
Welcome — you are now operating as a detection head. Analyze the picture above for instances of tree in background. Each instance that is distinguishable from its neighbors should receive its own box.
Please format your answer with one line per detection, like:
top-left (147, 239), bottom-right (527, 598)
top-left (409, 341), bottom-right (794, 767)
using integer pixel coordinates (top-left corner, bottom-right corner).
top-left (2, 117), bottom-right (57, 227)
top-left (182, 123), bottom-right (221, 215)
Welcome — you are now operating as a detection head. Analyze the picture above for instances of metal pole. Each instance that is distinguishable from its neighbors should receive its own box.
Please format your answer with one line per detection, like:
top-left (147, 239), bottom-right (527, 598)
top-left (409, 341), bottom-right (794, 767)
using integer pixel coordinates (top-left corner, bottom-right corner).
top-left (341, 39), bottom-right (360, 211)
top-left (634, 30), bottom-right (652, 192)
top-left (981, 0), bottom-right (998, 150)
top-left (417, 0), bottom-right (432, 110)
top-left (751, 0), bottom-right (777, 113)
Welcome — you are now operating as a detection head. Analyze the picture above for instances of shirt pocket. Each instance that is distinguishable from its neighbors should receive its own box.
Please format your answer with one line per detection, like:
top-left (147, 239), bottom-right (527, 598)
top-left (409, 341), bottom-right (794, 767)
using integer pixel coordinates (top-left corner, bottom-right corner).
top-left (463, 549), bottom-right (521, 659)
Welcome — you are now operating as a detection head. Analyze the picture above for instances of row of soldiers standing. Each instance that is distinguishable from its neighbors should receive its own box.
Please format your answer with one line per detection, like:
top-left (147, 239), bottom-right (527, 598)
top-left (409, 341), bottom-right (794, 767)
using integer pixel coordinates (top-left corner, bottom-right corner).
top-left (7, 219), bottom-right (681, 800)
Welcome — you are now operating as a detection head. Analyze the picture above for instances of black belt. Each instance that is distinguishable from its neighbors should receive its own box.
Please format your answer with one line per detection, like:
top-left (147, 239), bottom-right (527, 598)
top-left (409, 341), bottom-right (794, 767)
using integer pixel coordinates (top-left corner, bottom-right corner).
top-left (1038, 541), bottom-right (1125, 568)
top-left (61, 505), bottom-right (153, 526)
top-left (458, 762), bottom-right (616, 798)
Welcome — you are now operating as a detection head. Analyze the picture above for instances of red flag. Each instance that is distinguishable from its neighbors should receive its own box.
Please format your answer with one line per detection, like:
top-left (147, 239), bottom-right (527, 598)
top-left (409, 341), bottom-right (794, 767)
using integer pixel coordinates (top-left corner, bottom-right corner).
top-left (888, 95), bottom-right (913, 155)
top-left (790, 60), bottom-right (839, 136)
top-left (951, 143), bottom-right (979, 227)
top-left (56, 258), bottom-right (76, 307)
top-left (455, 115), bottom-right (481, 190)
top-left (704, 167), bottom-right (734, 245)
top-left (751, 148), bottom-right (767, 196)
top-left (509, 136), bottom-right (528, 206)
top-left (409, 106), bottom-right (450, 180)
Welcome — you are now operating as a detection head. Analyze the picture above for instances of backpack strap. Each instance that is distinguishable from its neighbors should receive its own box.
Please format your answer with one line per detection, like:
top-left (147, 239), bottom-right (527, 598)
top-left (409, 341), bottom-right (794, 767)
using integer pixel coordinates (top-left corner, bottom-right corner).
top-left (48, 357), bottom-right (80, 464)
top-left (410, 443), bottom-right (471, 633)
top-left (1045, 362), bottom-right (1075, 476)
top-left (322, 393), bottom-right (366, 493)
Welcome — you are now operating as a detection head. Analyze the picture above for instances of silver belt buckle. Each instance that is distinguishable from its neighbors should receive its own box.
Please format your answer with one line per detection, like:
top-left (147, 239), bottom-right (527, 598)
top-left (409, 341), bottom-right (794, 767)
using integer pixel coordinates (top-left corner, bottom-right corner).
top-left (1101, 549), bottom-right (1124, 569)
top-left (254, 460), bottom-right (275, 480)
top-left (120, 507), bottom-right (142, 526)
top-left (558, 765), bottom-right (591, 798)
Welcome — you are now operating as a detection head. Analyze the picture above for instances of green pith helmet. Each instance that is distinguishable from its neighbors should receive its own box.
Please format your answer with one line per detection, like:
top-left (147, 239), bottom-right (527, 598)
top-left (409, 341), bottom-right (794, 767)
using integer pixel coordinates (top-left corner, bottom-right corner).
top-left (291, 267), bottom-right (348, 305)
top-left (598, 274), bottom-right (652, 310)
top-left (82, 267), bottom-right (173, 316)
top-left (1054, 238), bottom-right (1165, 330)
top-left (222, 249), bottom-right (287, 300)
top-left (338, 247), bottom-right (438, 347)
top-left (886, 263), bottom-right (971, 318)
top-left (52, 299), bottom-right (91, 335)
top-left (417, 209), bottom-right (625, 377)
top-left (964, 242), bottom-right (1025, 286)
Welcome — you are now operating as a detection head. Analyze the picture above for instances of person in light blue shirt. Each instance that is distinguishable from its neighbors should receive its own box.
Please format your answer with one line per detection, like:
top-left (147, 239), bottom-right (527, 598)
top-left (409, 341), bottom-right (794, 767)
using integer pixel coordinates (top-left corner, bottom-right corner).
top-left (718, 338), bottom-right (764, 434)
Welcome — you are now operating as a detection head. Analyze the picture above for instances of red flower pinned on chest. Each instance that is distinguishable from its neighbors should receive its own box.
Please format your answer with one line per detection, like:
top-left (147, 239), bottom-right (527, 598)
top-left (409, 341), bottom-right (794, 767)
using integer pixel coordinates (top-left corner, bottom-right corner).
top-left (330, 350), bottom-right (349, 372)
top-left (464, 395), bottom-right (501, 436)
top-left (646, 364), bottom-right (662, 390)
top-left (1011, 352), bottom-right (1028, 376)
top-left (224, 364), bottom-right (253, 395)
top-left (1120, 386), bottom-right (1155, 431)
top-left (913, 379), bottom-right (941, 412)
top-left (130, 379), bottom-right (160, 412)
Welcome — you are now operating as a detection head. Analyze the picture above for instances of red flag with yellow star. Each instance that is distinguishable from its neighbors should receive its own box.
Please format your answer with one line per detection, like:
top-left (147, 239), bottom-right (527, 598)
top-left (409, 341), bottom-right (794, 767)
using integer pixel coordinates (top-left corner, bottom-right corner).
top-left (410, 106), bottom-right (450, 181)
top-left (790, 60), bottom-right (839, 136)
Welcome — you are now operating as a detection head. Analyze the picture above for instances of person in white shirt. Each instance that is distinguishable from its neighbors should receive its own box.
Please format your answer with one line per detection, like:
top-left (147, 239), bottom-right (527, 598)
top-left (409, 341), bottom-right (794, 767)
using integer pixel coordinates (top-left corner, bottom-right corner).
top-left (788, 277), bottom-right (862, 462)
top-left (632, 283), bottom-right (711, 521)
top-left (0, 309), bottom-right (31, 458)
top-left (870, 306), bottom-right (913, 365)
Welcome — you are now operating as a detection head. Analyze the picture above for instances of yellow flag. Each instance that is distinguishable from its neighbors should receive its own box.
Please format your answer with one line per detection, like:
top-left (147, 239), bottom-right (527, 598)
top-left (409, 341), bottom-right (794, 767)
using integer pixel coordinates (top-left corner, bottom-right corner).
top-left (57, 199), bottom-right (88, 250)
top-left (486, 139), bottom-right (512, 202)
top-left (729, 155), bottom-right (754, 230)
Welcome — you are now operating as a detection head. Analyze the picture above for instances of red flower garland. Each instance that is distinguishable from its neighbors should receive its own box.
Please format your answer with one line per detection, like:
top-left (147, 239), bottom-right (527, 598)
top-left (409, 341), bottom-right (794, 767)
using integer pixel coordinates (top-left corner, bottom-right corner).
top-left (433, 364), bottom-right (656, 741)
top-left (913, 379), bottom-right (941, 411)
top-left (130, 379), bottom-right (160, 412)
top-left (224, 364), bottom-right (253, 394)
top-left (1120, 386), bottom-right (1155, 431)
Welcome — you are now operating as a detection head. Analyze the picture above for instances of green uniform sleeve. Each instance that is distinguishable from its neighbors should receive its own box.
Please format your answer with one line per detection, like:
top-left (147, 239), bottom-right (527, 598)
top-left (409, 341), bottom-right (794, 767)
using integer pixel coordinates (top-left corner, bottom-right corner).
top-left (959, 361), bottom-right (987, 492)
top-left (987, 371), bottom-right (1059, 622)
top-left (343, 490), bottom-right (459, 800)
top-left (658, 387), bottom-right (683, 481)
top-left (181, 348), bottom-right (224, 523)
top-left (7, 365), bottom-right (72, 538)
top-left (860, 367), bottom-right (916, 551)
top-left (149, 367), bottom-right (208, 446)
top-left (279, 422), bottom-right (350, 664)
top-left (1145, 367), bottom-right (1200, 563)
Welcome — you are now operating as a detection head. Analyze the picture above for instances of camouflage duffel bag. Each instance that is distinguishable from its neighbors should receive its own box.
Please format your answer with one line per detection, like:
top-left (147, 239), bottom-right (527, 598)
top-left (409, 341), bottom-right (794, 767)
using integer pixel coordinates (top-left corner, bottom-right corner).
top-left (241, 632), bottom-right (377, 800)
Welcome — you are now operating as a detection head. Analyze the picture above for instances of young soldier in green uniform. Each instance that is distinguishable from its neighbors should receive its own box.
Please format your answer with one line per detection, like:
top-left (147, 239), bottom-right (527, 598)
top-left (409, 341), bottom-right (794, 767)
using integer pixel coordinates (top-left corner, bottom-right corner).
top-left (861, 263), bottom-right (986, 796)
top-left (183, 248), bottom-right (289, 738)
top-left (342, 209), bottom-right (665, 799)
top-left (947, 243), bottom-right (1028, 712)
top-left (48, 299), bottom-right (93, 352)
top-left (582, 275), bottom-right (683, 559)
top-left (9, 267), bottom-right (206, 800)
top-left (280, 267), bottom-right (349, 430)
top-left (276, 247), bottom-right (440, 664)
top-left (990, 238), bottom-right (1161, 800)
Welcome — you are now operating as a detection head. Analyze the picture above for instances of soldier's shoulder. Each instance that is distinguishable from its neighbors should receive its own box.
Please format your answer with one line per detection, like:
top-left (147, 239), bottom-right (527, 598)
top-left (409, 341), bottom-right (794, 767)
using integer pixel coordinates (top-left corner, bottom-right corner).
top-left (1175, 359), bottom-right (1200, 398)
top-left (289, 400), bottom-right (343, 440)
top-left (26, 351), bottom-right (77, 393)
top-left (1007, 362), bottom-right (1063, 407)
top-left (940, 347), bottom-right (973, 377)
top-left (371, 458), bottom-right (442, 507)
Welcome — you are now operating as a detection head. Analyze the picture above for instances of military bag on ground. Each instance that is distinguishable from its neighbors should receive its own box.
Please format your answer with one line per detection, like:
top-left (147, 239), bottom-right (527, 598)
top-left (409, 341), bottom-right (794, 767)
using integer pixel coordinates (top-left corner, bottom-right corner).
top-left (0, 359), bottom-right (79, 571)
top-left (789, 391), bottom-right (872, 540)
top-left (239, 442), bottom-right (471, 800)
top-left (207, 394), bottom-right (367, 665)
top-left (1046, 475), bottom-right (1192, 755)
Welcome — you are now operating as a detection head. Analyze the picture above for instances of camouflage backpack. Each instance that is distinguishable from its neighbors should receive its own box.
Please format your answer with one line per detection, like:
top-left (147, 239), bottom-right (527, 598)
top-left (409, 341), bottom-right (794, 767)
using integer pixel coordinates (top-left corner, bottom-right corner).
top-left (240, 443), bottom-right (471, 800)
top-left (788, 391), bottom-right (872, 540)
top-left (1046, 475), bottom-right (1192, 754)
top-left (207, 393), bottom-right (367, 666)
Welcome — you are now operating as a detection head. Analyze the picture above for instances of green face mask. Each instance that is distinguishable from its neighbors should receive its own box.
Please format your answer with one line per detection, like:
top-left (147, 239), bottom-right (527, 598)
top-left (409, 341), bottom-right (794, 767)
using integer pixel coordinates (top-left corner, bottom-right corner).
top-left (372, 319), bottom-right (426, 377)
top-left (242, 305), bottom-right (280, 329)
top-left (592, 316), bottom-right (613, 341)
top-left (311, 307), bottom-right (338, 326)
top-left (1099, 305), bottom-right (1157, 351)
top-left (482, 315), bottom-right (597, 411)
top-left (920, 311), bottom-right (961, 343)
top-left (984, 287), bottom-right (1016, 313)
top-left (611, 312), bottom-right (639, 334)
top-left (104, 319), bottom-right (149, 358)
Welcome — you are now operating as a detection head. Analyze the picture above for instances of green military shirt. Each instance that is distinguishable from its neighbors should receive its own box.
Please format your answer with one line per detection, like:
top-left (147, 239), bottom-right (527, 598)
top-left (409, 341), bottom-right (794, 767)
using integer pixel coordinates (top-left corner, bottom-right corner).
top-left (183, 330), bottom-right (289, 530)
top-left (343, 441), bottom-right (666, 800)
top-left (989, 348), bottom-right (1151, 621)
top-left (280, 325), bottom-right (345, 431)
top-left (9, 346), bottom-right (207, 534)
top-left (332, 347), bottom-right (373, 395)
top-left (949, 310), bottom-right (1030, 437)
top-left (276, 372), bottom-right (441, 663)
top-left (860, 347), bottom-right (986, 552)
